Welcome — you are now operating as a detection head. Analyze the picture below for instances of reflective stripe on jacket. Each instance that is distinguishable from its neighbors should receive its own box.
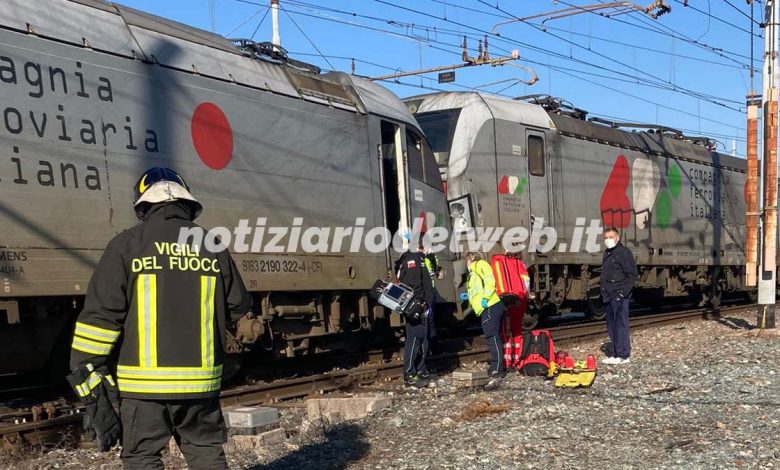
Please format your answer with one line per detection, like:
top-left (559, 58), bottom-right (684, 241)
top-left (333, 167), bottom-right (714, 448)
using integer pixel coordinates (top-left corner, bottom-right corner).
top-left (467, 259), bottom-right (501, 316)
top-left (423, 256), bottom-right (437, 288)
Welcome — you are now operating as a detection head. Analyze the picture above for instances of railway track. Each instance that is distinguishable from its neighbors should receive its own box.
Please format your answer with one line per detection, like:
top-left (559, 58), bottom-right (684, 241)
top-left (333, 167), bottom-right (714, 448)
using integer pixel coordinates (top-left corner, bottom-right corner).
top-left (0, 302), bottom-right (753, 449)
top-left (0, 399), bottom-right (83, 450)
top-left (223, 303), bottom-right (735, 406)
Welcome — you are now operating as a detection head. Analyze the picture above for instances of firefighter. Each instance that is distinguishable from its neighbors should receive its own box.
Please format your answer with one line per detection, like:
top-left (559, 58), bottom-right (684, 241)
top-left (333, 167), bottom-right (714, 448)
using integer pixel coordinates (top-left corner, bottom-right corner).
top-left (460, 251), bottom-right (506, 389)
top-left (395, 242), bottom-right (435, 388)
top-left (67, 167), bottom-right (251, 470)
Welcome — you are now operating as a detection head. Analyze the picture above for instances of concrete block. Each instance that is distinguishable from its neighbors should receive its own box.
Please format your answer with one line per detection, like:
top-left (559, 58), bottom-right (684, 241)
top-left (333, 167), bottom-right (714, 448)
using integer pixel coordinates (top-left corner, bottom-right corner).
top-left (453, 378), bottom-right (490, 387)
top-left (452, 369), bottom-right (490, 387)
top-left (230, 435), bottom-right (258, 453)
top-left (306, 395), bottom-right (392, 422)
top-left (452, 370), bottom-right (488, 380)
top-left (230, 428), bottom-right (287, 453)
top-left (258, 427), bottom-right (287, 445)
top-left (225, 406), bottom-right (278, 429)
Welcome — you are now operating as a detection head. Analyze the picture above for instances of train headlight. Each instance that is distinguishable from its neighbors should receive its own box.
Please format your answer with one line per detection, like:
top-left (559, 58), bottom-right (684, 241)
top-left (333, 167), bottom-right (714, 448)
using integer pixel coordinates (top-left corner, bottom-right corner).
top-left (449, 195), bottom-right (474, 233)
top-left (453, 216), bottom-right (470, 232)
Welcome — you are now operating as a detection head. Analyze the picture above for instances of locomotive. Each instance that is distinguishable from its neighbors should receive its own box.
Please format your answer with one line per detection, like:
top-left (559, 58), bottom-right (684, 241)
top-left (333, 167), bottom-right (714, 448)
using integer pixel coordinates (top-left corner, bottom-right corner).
top-left (405, 92), bottom-right (752, 328)
top-left (0, 0), bottom-right (457, 383)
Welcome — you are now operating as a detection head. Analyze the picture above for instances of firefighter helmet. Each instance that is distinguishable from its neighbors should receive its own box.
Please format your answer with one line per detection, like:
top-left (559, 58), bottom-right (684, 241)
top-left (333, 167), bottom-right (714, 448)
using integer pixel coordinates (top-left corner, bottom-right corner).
top-left (133, 167), bottom-right (202, 219)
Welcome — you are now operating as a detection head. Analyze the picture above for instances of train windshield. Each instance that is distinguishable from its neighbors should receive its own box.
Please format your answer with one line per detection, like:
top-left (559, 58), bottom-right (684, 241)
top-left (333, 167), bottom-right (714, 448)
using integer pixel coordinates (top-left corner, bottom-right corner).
top-left (407, 129), bottom-right (444, 191)
top-left (415, 109), bottom-right (461, 165)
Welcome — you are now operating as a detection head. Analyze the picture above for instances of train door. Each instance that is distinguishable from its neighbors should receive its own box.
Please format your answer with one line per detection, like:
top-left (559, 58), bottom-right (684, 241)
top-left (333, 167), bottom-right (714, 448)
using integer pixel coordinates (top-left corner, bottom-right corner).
top-left (495, 124), bottom-right (531, 230)
top-left (526, 130), bottom-right (550, 227)
top-left (379, 120), bottom-right (410, 269)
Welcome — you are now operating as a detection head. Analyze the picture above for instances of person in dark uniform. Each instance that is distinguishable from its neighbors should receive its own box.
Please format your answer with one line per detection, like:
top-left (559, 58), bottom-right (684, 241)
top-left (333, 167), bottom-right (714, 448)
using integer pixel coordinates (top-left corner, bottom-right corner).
top-left (600, 227), bottom-right (638, 365)
top-left (67, 167), bottom-right (251, 470)
top-left (423, 249), bottom-right (441, 353)
top-left (395, 243), bottom-right (435, 388)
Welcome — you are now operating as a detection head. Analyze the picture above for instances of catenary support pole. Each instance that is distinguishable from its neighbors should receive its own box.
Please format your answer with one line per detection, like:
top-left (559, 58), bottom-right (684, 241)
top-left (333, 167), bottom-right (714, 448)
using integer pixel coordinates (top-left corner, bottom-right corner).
top-left (758, 0), bottom-right (778, 328)
top-left (746, 94), bottom-right (760, 288)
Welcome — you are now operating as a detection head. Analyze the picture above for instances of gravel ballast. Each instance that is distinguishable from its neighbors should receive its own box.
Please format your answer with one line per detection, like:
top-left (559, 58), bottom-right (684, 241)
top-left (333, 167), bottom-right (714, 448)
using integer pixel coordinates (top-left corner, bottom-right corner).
top-left (3, 307), bottom-right (778, 469)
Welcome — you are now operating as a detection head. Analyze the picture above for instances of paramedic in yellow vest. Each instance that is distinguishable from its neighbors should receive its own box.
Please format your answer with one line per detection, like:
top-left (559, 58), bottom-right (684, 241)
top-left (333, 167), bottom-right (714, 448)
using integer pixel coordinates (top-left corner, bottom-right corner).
top-left (66, 167), bottom-right (251, 470)
top-left (459, 251), bottom-right (506, 389)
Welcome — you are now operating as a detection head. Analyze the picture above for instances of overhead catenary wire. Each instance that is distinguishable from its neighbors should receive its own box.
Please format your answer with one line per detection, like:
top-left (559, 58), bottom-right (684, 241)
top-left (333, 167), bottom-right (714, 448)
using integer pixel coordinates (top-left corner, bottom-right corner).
top-left (284, 0), bottom-right (755, 93)
top-left (543, 61), bottom-right (745, 130)
top-left (723, 0), bottom-right (763, 26)
top-left (224, 5), bottom-right (268, 37)
top-left (427, 0), bottom-right (754, 71)
top-left (520, 57), bottom-right (744, 106)
top-left (469, 0), bottom-right (744, 112)
top-left (360, 0), bottom-right (746, 110)
top-left (279, 3), bottom-right (747, 130)
top-left (671, 0), bottom-right (758, 34)
top-left (232, 0), bottom-right (747, 139)
top-left (390, 76), bottom-right (747, 153)
top-left (288, 49), bottom-right (747, 139)
top-left (278, 3), bottom-right (335, 70)
top-left (249, 8), bottom-right (270, 40)
top-left (540, 23), bottom-right (755, 72)
top-left (695, 0), bottom-right (712, 41)
top-left (429, 0), bottom-right (759, 66)
top-left (284, 0), bottom-right (754, 77)
top-left (583, 0), bottom-right (761, 65)
top-left (276, 0), bottom-right (747, 111)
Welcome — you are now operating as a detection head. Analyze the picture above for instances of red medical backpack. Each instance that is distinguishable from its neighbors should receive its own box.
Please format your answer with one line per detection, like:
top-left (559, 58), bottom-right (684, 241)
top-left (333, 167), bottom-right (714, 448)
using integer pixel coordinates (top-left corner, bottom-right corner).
top-left (517, 329), bottom-right (556, 376)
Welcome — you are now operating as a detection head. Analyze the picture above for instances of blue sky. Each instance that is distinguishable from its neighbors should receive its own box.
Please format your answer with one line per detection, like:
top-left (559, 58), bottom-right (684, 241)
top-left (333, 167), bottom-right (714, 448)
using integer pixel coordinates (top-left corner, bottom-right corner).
top-left (119, 0), bottom-right (763, 156)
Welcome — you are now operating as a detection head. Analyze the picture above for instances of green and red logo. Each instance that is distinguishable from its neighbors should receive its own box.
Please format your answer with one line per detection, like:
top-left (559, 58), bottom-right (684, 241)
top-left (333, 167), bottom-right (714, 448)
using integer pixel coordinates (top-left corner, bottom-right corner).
top-left (498, 175), bottom-right (528, 196)
top-left (600, 155), bottom-right (681, 230)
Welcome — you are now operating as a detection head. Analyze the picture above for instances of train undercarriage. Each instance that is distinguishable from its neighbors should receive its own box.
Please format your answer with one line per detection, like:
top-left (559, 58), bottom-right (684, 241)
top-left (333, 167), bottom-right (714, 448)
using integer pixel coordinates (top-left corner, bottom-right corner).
top-left (523, 262), bottom-right (759, 329)
top-left (0, 288), bottom-right (465, 388)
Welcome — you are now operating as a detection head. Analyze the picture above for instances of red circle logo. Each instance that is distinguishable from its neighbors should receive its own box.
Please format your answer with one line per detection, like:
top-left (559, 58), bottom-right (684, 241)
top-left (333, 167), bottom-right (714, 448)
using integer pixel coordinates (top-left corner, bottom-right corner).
top-left (191, 102), bottom-right (233, 170)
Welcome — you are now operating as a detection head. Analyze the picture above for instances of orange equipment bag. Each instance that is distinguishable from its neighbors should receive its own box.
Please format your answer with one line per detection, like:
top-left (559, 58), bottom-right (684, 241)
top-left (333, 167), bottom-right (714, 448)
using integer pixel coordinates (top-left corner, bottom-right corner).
top-left (490, 254), bottom-right (531, 369)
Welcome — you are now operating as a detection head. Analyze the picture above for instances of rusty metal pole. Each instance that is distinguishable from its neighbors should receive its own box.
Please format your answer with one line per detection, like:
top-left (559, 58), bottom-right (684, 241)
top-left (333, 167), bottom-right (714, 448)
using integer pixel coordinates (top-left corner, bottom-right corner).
top-left (746, 94), bottom-right (760, 288)
top-left (758, 0), bottom-right (778, 328)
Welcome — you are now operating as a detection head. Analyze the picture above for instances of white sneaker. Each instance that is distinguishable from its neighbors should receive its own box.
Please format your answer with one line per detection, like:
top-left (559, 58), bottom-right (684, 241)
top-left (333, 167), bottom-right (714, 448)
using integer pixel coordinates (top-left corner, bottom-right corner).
top-left (616, 357), bottom-right (631, 365)
top-left (484, 377), bottom-right (503, 390)
top-left (601, 357), bottom-right (619, 365)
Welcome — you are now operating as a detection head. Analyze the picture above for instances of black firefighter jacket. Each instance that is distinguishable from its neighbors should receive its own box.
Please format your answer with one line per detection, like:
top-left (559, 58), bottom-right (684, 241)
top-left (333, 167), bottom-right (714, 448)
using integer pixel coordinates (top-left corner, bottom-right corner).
top-left (70, 202), bottom-right (251, 400)
top-left (600, 242), bottom-right (639, 303)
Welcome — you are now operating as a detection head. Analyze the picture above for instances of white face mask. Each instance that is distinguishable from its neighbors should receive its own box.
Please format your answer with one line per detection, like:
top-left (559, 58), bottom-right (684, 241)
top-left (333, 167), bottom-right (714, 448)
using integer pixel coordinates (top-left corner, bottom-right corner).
top-left (604, 239), bottom-right (617, 249)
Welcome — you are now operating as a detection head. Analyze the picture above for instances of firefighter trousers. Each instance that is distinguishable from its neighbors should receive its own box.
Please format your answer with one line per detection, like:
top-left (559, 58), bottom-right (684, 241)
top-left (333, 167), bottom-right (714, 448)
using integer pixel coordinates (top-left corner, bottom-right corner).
top-left (120, 397), bottom-right (227, 470)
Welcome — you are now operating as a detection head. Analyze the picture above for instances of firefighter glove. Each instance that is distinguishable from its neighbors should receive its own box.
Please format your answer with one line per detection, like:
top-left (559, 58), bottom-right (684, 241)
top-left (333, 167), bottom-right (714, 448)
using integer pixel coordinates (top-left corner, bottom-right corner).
top-left (66, 364), bottom-right (121, 451)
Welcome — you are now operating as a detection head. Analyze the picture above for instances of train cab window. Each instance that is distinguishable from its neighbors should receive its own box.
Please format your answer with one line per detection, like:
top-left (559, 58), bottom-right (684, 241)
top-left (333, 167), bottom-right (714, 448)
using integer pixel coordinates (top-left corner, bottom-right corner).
top-left (406, 129), bottom-right (425, 181)
top-left (528, 134), bottom-right (545, 176)
top-left (415, 109), bottom-right (461, 165)
top-left (421, 137), bottom-right (444, 191)
top-left (407, 130), bottom-right (444, 191)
